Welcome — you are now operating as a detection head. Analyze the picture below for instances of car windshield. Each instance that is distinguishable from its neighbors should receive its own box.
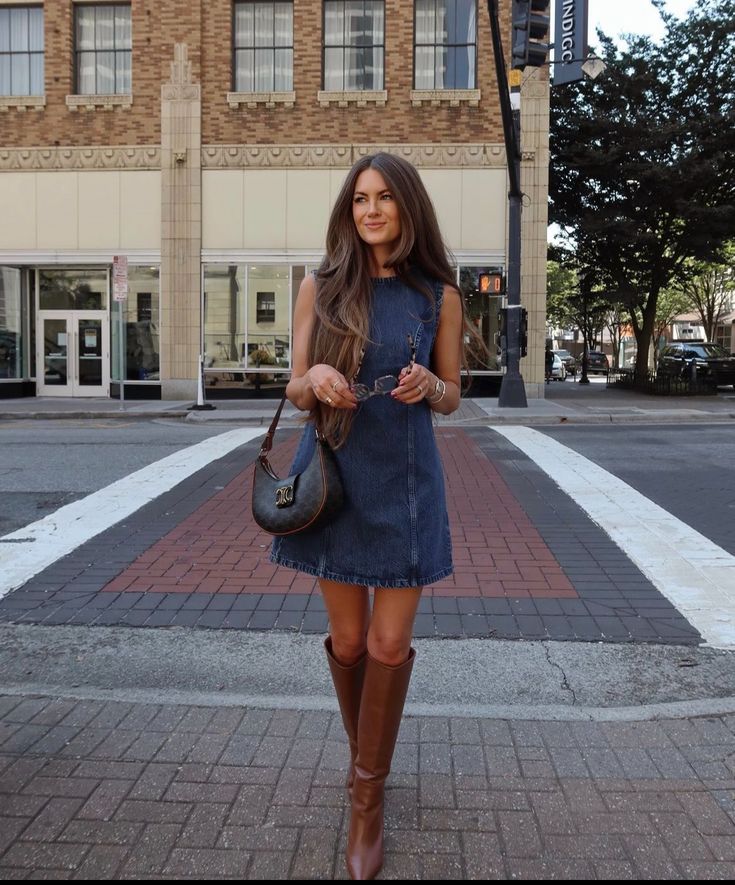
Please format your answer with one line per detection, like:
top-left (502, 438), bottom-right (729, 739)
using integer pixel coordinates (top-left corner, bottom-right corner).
top-left (687, 344), bottom-right (729, 358)
top-left (556, 350), bottom-right (570, 358)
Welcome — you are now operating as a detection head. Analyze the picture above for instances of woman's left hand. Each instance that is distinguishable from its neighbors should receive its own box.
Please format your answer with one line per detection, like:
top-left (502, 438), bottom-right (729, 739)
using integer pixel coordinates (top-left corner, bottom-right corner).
top-left (391, 362), bottom-right (433, 404)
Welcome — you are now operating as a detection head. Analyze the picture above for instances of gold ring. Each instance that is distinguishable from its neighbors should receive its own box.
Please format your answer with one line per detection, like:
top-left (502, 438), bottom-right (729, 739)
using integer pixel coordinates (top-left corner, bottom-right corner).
top-left (332, 380), bottom-right (341, 391)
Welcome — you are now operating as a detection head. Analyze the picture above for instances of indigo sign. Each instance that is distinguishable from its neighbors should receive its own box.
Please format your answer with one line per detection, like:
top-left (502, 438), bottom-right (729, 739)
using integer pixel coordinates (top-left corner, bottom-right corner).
top-left (553, 0), bottom-right (589, 85)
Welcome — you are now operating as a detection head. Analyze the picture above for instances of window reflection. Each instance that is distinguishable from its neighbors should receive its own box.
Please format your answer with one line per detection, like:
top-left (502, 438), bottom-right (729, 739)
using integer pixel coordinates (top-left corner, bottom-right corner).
top-left (459, 265), bottom-right (503, 372)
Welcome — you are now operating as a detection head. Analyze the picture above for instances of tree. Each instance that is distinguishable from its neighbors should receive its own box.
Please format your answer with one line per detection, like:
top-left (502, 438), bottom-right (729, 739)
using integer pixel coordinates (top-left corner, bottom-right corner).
top-left (651, 286), bottom-right (693, 364)
top-left (549, 0), bottom-right (735, 381)
top-left (675, 249), bottom-right (735, 341)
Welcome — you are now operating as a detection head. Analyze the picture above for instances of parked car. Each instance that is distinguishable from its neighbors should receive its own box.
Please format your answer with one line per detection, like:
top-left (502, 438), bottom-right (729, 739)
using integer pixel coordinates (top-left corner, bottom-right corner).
top-left (550, 352), bottom-right (566, 381)
top-left (554, 349), bottom-right (577, 376)
top-left (657, 342), bottom-right (735, 388)
top-left (585, 351), bottom-right (609, 375)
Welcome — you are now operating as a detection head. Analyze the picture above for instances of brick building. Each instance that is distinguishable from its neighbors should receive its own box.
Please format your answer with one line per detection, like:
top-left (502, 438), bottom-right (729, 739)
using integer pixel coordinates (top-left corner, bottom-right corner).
top-left (0, 0), bottom-right (549, 399)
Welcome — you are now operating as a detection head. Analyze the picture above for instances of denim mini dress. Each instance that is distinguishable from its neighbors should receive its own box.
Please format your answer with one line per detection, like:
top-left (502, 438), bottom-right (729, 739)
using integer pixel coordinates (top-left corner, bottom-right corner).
top-left (270, 275), bottom-right (453, 589)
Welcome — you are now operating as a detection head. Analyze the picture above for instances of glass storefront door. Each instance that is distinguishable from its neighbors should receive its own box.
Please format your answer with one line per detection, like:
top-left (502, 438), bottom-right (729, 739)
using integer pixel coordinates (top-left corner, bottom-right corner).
top-left (36, 312), bottom-right (109, 396)
top-left (35, 269), bottom-right (110, 397)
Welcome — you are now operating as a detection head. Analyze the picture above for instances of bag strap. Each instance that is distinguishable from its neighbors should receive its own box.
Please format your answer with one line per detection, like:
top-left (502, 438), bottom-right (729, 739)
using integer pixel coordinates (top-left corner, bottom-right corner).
top-left (260, 392), bottom-right (289, 458)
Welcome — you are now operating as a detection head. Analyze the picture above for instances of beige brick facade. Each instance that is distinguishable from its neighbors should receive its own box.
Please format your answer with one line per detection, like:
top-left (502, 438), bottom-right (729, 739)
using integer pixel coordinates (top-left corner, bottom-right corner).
top-left (1, 1), bottom-right (548, 398)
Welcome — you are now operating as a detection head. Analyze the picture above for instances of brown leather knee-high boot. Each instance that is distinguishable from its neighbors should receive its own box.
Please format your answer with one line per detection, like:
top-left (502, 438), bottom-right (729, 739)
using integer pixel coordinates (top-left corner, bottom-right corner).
top-left (324, 637), bottom-right (366, 793)
top-left (346, 648), bottom-right (415, 881)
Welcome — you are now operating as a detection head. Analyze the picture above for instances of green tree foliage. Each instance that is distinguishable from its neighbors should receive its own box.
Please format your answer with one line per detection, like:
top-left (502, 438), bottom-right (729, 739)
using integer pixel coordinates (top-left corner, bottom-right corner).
top-left (674, 247), bottom-right (735, 341)
top-left (549, 0), bottom-right (735, 379)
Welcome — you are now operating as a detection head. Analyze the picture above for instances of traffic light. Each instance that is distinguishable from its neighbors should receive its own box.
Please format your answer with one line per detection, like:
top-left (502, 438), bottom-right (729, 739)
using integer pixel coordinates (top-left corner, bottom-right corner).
top-left (497, 308), bottom-right (508, 366)
top-left (519, 307), bottom-right (528, 358)
top-left (511, 0), bottom-right (551, 71)
top-left (478, 271), bottom-right (504, 294)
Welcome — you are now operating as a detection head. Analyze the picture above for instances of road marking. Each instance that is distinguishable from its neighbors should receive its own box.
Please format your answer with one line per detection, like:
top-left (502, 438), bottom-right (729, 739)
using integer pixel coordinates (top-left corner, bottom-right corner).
top-left (494, 426), bottom-right (735, 649)
top-left (0, 428), bottom-right (264, 600)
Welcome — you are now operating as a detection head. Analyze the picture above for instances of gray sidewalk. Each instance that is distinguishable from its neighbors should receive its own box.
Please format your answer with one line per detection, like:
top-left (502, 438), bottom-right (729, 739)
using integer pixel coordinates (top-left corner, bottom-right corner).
top-left (2, 629), bottom-right (735, 880)
top-left (2, 381), bottom-right (735, 425)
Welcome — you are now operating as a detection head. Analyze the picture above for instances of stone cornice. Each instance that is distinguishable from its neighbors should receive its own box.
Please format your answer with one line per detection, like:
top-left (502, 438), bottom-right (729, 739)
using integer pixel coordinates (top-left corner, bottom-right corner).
top-left (201, 143), bottom-right (507, 168)
top-left (0, 95), bottom-right (46, 112)
top-left (0, 146), bottom-right (161, 171)
top-left (0, 143), bottom-right (533, 172)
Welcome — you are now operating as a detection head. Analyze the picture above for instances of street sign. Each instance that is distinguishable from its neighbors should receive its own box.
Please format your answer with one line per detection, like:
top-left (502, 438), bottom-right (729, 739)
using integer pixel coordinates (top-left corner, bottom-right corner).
top-left (113, 255), bottom-right (128, 302)
top-left (553, 0), bottom-right (589, 86)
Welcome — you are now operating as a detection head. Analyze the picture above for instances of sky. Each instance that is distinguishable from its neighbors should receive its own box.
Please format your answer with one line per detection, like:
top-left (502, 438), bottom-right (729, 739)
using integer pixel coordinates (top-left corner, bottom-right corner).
top-left (586, 0), bottom-right (697, 45)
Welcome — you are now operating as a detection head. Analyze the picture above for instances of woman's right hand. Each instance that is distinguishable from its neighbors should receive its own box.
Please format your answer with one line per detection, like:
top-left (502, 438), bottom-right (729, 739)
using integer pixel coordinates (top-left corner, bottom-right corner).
top-left (307, 364), bottom-right (358, 410)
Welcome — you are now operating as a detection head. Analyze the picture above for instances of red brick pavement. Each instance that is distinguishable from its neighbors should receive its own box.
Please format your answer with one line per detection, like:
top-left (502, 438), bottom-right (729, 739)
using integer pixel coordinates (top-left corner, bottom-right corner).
top-left (102, 429), bottom-right (577, 600)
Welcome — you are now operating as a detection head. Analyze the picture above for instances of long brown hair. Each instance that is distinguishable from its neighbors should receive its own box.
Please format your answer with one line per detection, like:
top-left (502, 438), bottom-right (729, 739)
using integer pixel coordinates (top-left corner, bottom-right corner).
top-left (309, 152), bottom-right (484, 447)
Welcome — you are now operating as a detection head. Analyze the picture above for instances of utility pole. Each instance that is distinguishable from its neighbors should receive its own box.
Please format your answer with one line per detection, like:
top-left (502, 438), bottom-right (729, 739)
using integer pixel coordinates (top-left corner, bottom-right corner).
top-left (486, 1), bottom-right (550, 407)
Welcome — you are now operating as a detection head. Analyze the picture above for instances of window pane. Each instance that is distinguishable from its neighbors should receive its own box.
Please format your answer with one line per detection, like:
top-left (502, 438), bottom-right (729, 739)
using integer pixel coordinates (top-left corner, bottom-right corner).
top-left (115, 5), bottom-right (131, 49)
top-left (0, 56), bottom-right (10, 94)
top-left (235, 2), bottom-right (254, 47)
top-left (28, 7), bottom-right (44, 52)
top-left (415, 45), bottom-right (434, 89)
top-left (97, 51), bottom-right (115, 93)
top-left (254, 47), bottom-right (273, 91)
top-left (235, 48), bottom-right (254, 91)
top-left (253, 2), bottom-right (273, 47)
top-left (247, 265), bottom-right (290, 368)
top-left (77, 51), bottom-right (96, 93)
top-left (274, 48), bottom-right (292, 90)
top-left (0, 10), bottom-right (9, 53)
top-left (324, 46), bottom-right (343, 90)
top-left (116, 50), bottom-right (131, 92)
top-left (366, 46), bottom-right (383, 89)
top-left (123, 267), bottom-right (160, 382)
top-left (324, 2), bottom-right (344, 47)
top-left (203, 264), bottom-right (246, 373)
top-left (11, 53), bottom-right (29, 95)
top-left (274, 3), bottom-right (292, 47)
top-left (435, 44), bottom-right (447, 88)
top-left (96, 6), bottom-right (115, 50)
top-left (455, 0), bottom-right (475, 45)
top-left (415, 1), bottom-right (434, 44)
top-left (30, 52), bottom-right (43, 94)
top-left (345, 1), bottom-right (364, 46)
top-left (436, 1), bottom-right (448, 44)
top-left (76, 7), bottom-right (95, 51)
top-left (368, 1), bottom-right (384, 41)
top-left (445, 43), bottom-right (456, 88)
top-left (0, 268), bottom-right (24, 380)
top-left (10, 7), bottom-right (28, 51)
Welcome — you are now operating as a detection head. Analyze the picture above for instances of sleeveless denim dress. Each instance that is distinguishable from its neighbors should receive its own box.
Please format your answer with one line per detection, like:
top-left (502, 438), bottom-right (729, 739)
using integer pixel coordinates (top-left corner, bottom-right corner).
top-left (270, 275), bottom-right (453, 588)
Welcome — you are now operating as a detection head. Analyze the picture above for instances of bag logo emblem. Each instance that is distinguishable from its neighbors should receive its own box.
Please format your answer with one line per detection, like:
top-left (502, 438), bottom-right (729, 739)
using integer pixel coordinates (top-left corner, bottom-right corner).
top-left (275, 485), bottom-right (294, 507)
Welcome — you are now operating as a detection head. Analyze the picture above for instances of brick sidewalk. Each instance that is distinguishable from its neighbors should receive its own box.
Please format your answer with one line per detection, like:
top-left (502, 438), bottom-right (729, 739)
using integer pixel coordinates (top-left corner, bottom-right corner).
top-left (2, 694), bottom-right (735, 879)
top-left (0, 428), bottom-right (700, 644)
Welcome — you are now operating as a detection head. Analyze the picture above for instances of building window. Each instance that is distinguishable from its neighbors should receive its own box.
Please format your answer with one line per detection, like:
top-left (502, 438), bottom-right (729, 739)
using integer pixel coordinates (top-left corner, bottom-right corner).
top-left (256, 291), bottom-right (276, 324)
top-left (459, 265), bottom-right (503, 372)
top-left (0, 267), bottom-right (24, 379)
top-left (415, 0), bottom-right (476, 90)
top-left (0, 6), bottom-right (44, 96)
top-left (75, 3), bottom-right (131, 95)
top-left (234, 1), bottom-right (293, 92)
top-left (324, 0), bottom-right (384, 91)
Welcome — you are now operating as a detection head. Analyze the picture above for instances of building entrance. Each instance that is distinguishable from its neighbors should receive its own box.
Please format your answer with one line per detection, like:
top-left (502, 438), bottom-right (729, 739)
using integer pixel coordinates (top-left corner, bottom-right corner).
top-left (35, 269), bottom-right (110, 397)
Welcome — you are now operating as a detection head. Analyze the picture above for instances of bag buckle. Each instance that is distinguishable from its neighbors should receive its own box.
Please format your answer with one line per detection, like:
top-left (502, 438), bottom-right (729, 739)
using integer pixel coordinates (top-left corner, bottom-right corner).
top-left (275, 484), bottom-right (294, 508)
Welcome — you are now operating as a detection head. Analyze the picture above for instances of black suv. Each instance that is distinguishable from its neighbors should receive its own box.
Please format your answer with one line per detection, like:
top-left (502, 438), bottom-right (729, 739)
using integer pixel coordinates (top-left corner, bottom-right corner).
top-left (585, 351), bottom-right (609, 375)
top-left (658, 342), bottom-right (735, 388)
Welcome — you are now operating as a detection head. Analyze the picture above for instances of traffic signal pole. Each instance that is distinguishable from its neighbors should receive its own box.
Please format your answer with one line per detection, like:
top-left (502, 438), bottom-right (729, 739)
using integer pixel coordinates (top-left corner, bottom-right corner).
top-left (487, 0), bottom-right (527, 407)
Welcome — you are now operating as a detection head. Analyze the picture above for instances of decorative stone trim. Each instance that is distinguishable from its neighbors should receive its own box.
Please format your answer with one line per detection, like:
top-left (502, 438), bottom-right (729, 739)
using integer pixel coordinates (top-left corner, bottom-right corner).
top-left (66, 93), bottom-right (132, 111)
top-left (522, 150), bottom-right (537, 162)
top-left (0, 95), bottom-right (45, 113)
top-left (0, 145), bottom-right (160, 171)
top-left (202, 143), bottom-right (506, 169)
top-left (317, 90), bottom-right (387, 108)
top-left (227, 91), bottom-right (296, 109)
top-left (410, 89), bottom-right (481, 108)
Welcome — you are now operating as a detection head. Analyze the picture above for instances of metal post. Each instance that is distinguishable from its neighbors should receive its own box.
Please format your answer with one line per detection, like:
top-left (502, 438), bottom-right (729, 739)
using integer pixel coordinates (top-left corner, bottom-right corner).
top-left (487, 0), bottom-right (527, 407)
top-left (118, 298), bottom-right (125, 409)
top-left (579, 270), bottom-right (590, 384)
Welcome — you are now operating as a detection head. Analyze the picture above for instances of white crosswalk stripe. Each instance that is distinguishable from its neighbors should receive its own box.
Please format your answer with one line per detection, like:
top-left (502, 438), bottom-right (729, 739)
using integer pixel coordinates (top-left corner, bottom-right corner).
top-left (494, 426), bottom-right (735, 649)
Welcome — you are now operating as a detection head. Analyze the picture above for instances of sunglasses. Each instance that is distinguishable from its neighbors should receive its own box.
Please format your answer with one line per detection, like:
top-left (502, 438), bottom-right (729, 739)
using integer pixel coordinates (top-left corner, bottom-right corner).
top-left (351, 334), bottom-right (416, 402)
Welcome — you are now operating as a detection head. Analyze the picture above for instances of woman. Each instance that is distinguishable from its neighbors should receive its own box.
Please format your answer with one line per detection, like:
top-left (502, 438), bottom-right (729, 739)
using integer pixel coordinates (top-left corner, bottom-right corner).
top-left (271, 152), bottom-right (468, 880)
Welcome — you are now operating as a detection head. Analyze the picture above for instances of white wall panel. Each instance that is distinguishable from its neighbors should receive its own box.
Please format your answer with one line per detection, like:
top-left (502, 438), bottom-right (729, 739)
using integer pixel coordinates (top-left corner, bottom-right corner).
top-left (0, 174), bottom-right (36, 249)
top-left (202, 170), bottom-right (243, 249)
